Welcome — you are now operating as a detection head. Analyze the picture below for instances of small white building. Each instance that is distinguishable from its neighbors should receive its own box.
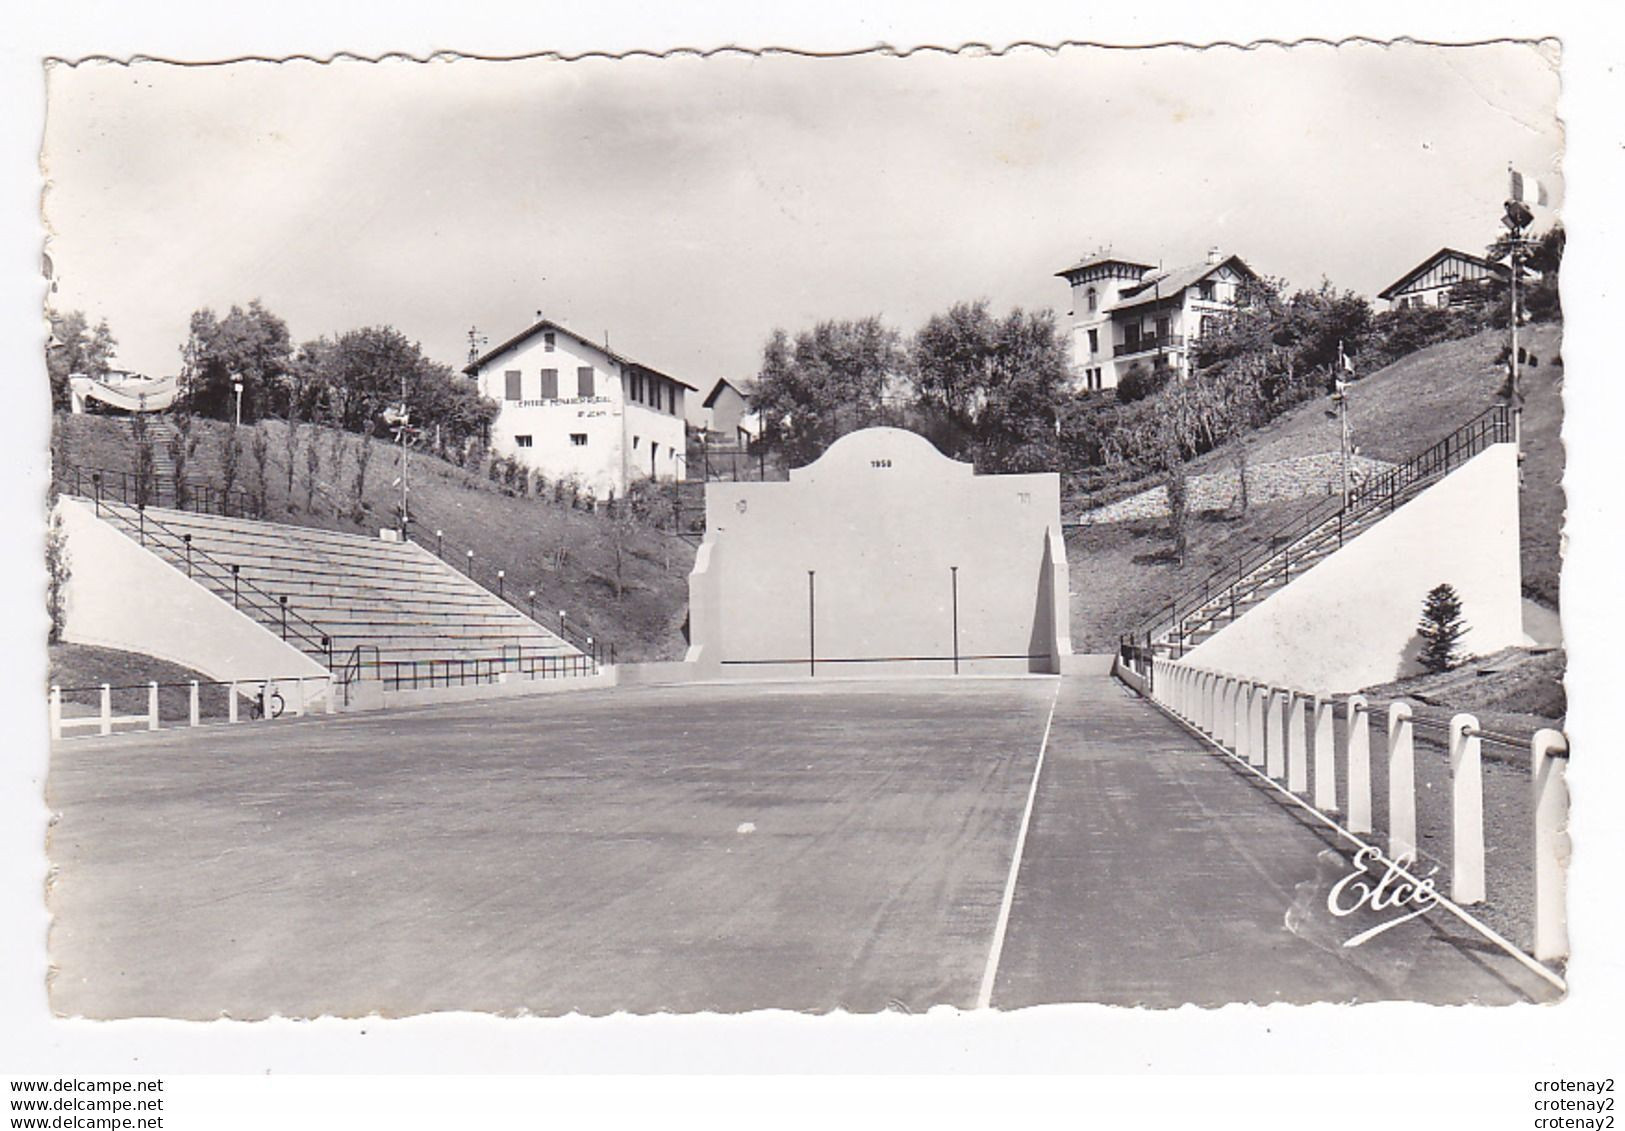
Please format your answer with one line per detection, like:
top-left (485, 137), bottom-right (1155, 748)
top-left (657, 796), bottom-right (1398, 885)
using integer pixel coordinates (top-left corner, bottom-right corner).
top-left (465, 316), bottom-right (696, 499)
top-left (1057, 247), bottom-right (1256, 393)
top-left (1377, 247), bottom-right (1511, 311)
top-left (699, 378), bottom-right (759, 447)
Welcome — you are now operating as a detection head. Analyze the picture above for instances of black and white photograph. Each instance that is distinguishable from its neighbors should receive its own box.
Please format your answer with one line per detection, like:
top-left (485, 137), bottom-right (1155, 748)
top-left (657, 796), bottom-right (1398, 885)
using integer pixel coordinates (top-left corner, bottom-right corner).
top-left (5, 4), bottom-right (1624, 1126)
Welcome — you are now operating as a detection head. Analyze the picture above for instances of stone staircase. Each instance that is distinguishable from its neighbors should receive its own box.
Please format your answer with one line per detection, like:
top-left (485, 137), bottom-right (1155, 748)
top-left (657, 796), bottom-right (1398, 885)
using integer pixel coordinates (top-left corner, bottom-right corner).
top-left (1126, 404), bottom-right (1514, 661)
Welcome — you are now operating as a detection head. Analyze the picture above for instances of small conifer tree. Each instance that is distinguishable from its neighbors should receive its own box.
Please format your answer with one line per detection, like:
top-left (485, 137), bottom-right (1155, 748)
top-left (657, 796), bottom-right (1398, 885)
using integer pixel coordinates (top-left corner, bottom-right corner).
top-left (1417, 583), bottom-right (1468, 673)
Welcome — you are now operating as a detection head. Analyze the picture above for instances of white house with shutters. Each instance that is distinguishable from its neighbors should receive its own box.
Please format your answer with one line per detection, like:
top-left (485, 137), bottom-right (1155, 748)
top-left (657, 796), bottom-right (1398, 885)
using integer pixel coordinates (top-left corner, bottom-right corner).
top-left (1057, 247), bottom-right (1257, 393)
top-left (1377, 247), bottom-right (1512, 311)
top-left (464, 315), bottom-right (696, 499)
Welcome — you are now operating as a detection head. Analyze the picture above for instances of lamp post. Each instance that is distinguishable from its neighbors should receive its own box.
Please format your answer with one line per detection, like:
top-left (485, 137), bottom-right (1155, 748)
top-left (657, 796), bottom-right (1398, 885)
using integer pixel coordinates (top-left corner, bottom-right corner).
top-left (233, 379), bottom-right (243, 427)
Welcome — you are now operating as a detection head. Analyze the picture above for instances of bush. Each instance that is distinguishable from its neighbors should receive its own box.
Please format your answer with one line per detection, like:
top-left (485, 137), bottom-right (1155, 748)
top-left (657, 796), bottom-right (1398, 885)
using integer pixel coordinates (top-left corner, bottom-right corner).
top-left (1417, 583), bottom-right (1468, 673)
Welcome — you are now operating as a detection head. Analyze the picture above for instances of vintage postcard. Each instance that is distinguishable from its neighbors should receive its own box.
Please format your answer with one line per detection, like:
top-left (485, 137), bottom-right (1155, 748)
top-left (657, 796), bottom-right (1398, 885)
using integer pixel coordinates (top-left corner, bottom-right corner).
top-left (36, 38), bottom-right (1567, 1027)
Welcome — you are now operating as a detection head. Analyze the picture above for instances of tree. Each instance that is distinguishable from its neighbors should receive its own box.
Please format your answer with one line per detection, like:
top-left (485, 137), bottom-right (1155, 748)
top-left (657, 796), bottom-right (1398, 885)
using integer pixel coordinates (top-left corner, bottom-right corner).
top-left (170, 411), bottom-right (195, 509)
top-left (750, 317), bottom-right (905, 467)
top-left (130, 411), bottom-right (156, 507)
top-left (1417, 583), bottom-right (1468, 673)
top-left (349, 428), bottom-right (374, 524)
top-left (910, 301), bottom-right (1071, 472)
top-left (179, 301), bottom-right (293, 423)
top-left (251, 424), bottom-right (272, 517)
top-left (220, 424), bottom-right (242, 511)
top-left (46, 309), bottom-right (117, 411)
top-left (46, 510), bottom-right (71, 644)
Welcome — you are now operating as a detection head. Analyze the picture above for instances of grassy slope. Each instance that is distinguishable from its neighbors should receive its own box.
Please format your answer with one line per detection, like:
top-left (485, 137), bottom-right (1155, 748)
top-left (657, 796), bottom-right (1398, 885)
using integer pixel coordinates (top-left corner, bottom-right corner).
top-left (55, 414), bottom-right (696, 662)
top-left (49, 641), bottom-right (233, 719)
top-left (1068, 322), bottom-right (1565, 650)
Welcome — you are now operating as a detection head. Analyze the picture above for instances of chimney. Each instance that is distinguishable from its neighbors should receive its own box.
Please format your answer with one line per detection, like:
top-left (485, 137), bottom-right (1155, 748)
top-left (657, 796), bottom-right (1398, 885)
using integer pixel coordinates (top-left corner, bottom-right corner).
top-left (535, 309), bottom-right (544, 323)
top-left (1206, 246), bottom-right (1222, 265)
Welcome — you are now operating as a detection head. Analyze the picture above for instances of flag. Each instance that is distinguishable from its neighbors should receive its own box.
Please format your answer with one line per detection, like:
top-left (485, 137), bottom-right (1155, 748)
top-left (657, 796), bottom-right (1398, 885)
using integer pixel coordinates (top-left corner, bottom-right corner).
top-left (1509, 167), bottom-right (1550, 207)
top-left (1338, 342), bottom-right (1355, 374)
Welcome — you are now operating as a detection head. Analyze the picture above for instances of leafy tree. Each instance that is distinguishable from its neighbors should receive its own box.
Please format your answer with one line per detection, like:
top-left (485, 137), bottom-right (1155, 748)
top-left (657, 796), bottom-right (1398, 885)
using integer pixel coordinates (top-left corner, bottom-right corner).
top-left (180, 301), bottom-right (292, 423)
top-left (130, 411), bottom-right (156, 507)
top-left (750, 317), bottom-right (905, 466)
top-left (170, 411), bottom-right (194, 509)
top-left (349, 428), bottom-right (374, 524)
top-left (251, 424), bottom-right (272, 517)
top-left (220, 424), bottom-right (242, 513)
top-left (46, 510), bottom-right (71, 644)
top-left (910, 301), bottom-right (1071, 472)
top-left (46, 309), bottom-right (118, 410)
top-left (1417, 583), bottom-right (1468, 673)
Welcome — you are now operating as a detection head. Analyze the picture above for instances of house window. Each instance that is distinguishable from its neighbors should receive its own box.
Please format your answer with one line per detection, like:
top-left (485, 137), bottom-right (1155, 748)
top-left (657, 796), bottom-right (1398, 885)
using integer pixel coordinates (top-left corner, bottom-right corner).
top-left (1087, 328), bottom-right (1099, 355)
top-left (1086, 287), bottom-right (1098, 313)
top-left (570, 433), bottom-right (587, 447)
top-left (633, 435), bottom-right (641, 449)
top-left (1200, 315), bottom-right (1216, 339)
top-left (1198, 281), bottom-right (1216, 301)
top-left (1155, 315), bottom-right (1170, 341)
top-left (515, 435), bottom-right (533, 448)
top-left (543, 331), bottom-right (556, 352)
top-left (578, 366), bottom-right (595, 398)
top-left (632, 372), bottom-right (644, 402)
top-left (668, 384), bottom-right (677, 414)
top-left (504, 371), bottom-right (522, 401)
top-left (540, 368), bottom-right (558, 399)
top-left (1438, 290), bottom-right (1451, 307)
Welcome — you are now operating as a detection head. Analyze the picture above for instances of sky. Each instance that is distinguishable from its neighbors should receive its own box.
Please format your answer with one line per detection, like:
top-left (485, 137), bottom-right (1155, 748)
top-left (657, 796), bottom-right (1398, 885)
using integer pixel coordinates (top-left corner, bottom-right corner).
top-left (41, 41), bottom-right (1562, 384)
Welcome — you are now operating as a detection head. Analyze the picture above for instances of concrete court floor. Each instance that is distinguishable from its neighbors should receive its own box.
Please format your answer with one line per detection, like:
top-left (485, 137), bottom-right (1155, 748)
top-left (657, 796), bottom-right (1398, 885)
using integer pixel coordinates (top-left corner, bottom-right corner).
top-left (990, 677), bottom-right (1560, 1008)
top-left (45, 678), bottom-right (1057, 1018)
top-left (44, 674), bottom-right (1557, 1019)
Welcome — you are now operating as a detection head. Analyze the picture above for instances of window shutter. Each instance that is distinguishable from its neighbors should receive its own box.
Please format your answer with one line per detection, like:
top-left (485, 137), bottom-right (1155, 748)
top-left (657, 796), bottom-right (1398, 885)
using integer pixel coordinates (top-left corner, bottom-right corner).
top-left (578, 367), bottom-right (595, 398)
top-left (504, 371), bottom-right (522, 401)
top-left (540, 369), bottom-right (558, 399)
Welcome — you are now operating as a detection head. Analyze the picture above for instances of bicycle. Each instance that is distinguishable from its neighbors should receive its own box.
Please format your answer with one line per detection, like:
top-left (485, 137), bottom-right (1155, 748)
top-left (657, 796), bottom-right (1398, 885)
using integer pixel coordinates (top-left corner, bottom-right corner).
top-left (248, 683), bottom-right (286, 720)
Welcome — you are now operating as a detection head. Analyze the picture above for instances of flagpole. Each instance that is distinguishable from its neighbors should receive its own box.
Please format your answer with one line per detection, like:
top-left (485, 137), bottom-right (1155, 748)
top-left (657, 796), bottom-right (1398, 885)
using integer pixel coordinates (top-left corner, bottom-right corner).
top-left (1338, 341), bottom-right (1351, 507)
top-left (1507, 162), bottom-right (1523, 461)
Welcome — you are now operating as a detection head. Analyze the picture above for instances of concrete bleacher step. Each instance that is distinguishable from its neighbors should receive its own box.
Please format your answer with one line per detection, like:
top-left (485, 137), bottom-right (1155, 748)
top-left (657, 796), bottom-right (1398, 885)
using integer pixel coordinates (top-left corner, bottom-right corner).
top-left (88, 498), bottom-right (586, 676)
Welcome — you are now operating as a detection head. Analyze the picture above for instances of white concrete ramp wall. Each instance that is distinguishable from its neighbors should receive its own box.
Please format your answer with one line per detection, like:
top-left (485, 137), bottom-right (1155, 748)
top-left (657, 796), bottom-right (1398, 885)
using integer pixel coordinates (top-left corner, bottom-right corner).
top-left (57, 495), bottom-right (330, 686)
top-left (1183, 444), bottom-right (1523, 693)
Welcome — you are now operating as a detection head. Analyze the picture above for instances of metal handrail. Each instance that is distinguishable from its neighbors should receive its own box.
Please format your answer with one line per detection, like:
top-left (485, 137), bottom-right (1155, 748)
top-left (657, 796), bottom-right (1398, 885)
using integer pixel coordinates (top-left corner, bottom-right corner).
top-left (61, 463), bottom-right (259, 520)
top-left (91, 496), bottom-right (336, 658)
top-left (1129, 403), bottom-right (1512, 654)
top-left (402, 501), bottom-right (617, 667)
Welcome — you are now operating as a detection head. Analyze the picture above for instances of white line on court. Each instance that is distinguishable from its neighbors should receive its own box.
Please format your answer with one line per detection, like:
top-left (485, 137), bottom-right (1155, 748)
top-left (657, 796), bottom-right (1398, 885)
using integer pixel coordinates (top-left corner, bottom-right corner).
top-left (976, 678), bottom-right (1062, 1009)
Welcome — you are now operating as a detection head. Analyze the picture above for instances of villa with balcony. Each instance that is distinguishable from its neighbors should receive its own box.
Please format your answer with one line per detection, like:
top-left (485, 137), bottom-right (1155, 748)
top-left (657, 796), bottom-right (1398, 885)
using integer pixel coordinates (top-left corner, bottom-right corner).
top-left (1057, 247), bottom-right (1257, 393)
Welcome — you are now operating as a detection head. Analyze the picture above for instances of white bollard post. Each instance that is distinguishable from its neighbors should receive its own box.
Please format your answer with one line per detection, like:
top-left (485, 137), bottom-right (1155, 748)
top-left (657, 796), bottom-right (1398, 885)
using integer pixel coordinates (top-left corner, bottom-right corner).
top-left (1217, 678), bottom-right (1235, 747)
top-left (49, 686), bottom-right (62, 741)
top-left (293, 678), bottom-right (307, 718)
top-left (1248, 684), bottom-right (1267, 768)
top-left (1388, 702), bottom-right (1417, 862)
top-left (1449, 713), bottom-right (1486, 905)
top-left (228, 681), bottom-right (239, 724)
top-left (1287, 693), bottom-right (1309, 793)
top-left (1265, 688), bottom-right (1286, 779)
top-left (1233, 682), bottom-right (1251, 761)
top-left (189, 680), bottom-right (200, 728)
top-left (99, 684), bottom-right (111, 737)
top-left (1346, 694), bottom-right (1372, 834)
top-left (326, 675), bottom-right (337, 715)
top-left (1532, 729), bottom-right (1570, 961)
top-left (1199, 672), bottom-right (1215, 733)
top-left (148, 682), bottom-right (160, 731)
top-left (1313, 696), bottom-right (1337, 811)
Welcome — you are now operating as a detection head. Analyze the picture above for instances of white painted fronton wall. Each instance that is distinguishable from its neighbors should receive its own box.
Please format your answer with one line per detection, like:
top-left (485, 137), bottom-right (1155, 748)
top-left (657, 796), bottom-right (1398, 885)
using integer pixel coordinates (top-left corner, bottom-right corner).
top-left (56, 496), bottom-right (331, 689)
top-left (1182, 443), bottom-right (1524, 693)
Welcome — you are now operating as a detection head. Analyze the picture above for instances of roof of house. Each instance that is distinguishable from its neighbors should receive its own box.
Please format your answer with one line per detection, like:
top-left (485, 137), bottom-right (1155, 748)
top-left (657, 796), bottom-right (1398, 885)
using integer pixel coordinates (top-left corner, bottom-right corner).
top-left (701, 377), bottom-right (750, 409)
top-left (1106, 254), bottom-right (1258, 315)
top-left (1377, 247), bottom-right (1510, 301)
top-left (463, 316), bottom-right (697, 390)
top-left (1054, 254), bottom-right (1157, 280)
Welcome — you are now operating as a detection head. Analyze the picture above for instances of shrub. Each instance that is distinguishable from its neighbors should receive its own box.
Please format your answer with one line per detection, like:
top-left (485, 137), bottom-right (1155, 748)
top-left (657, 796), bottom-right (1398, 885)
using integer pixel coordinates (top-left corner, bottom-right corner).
top-left (1417, 583), bottom-right (1468, 673)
